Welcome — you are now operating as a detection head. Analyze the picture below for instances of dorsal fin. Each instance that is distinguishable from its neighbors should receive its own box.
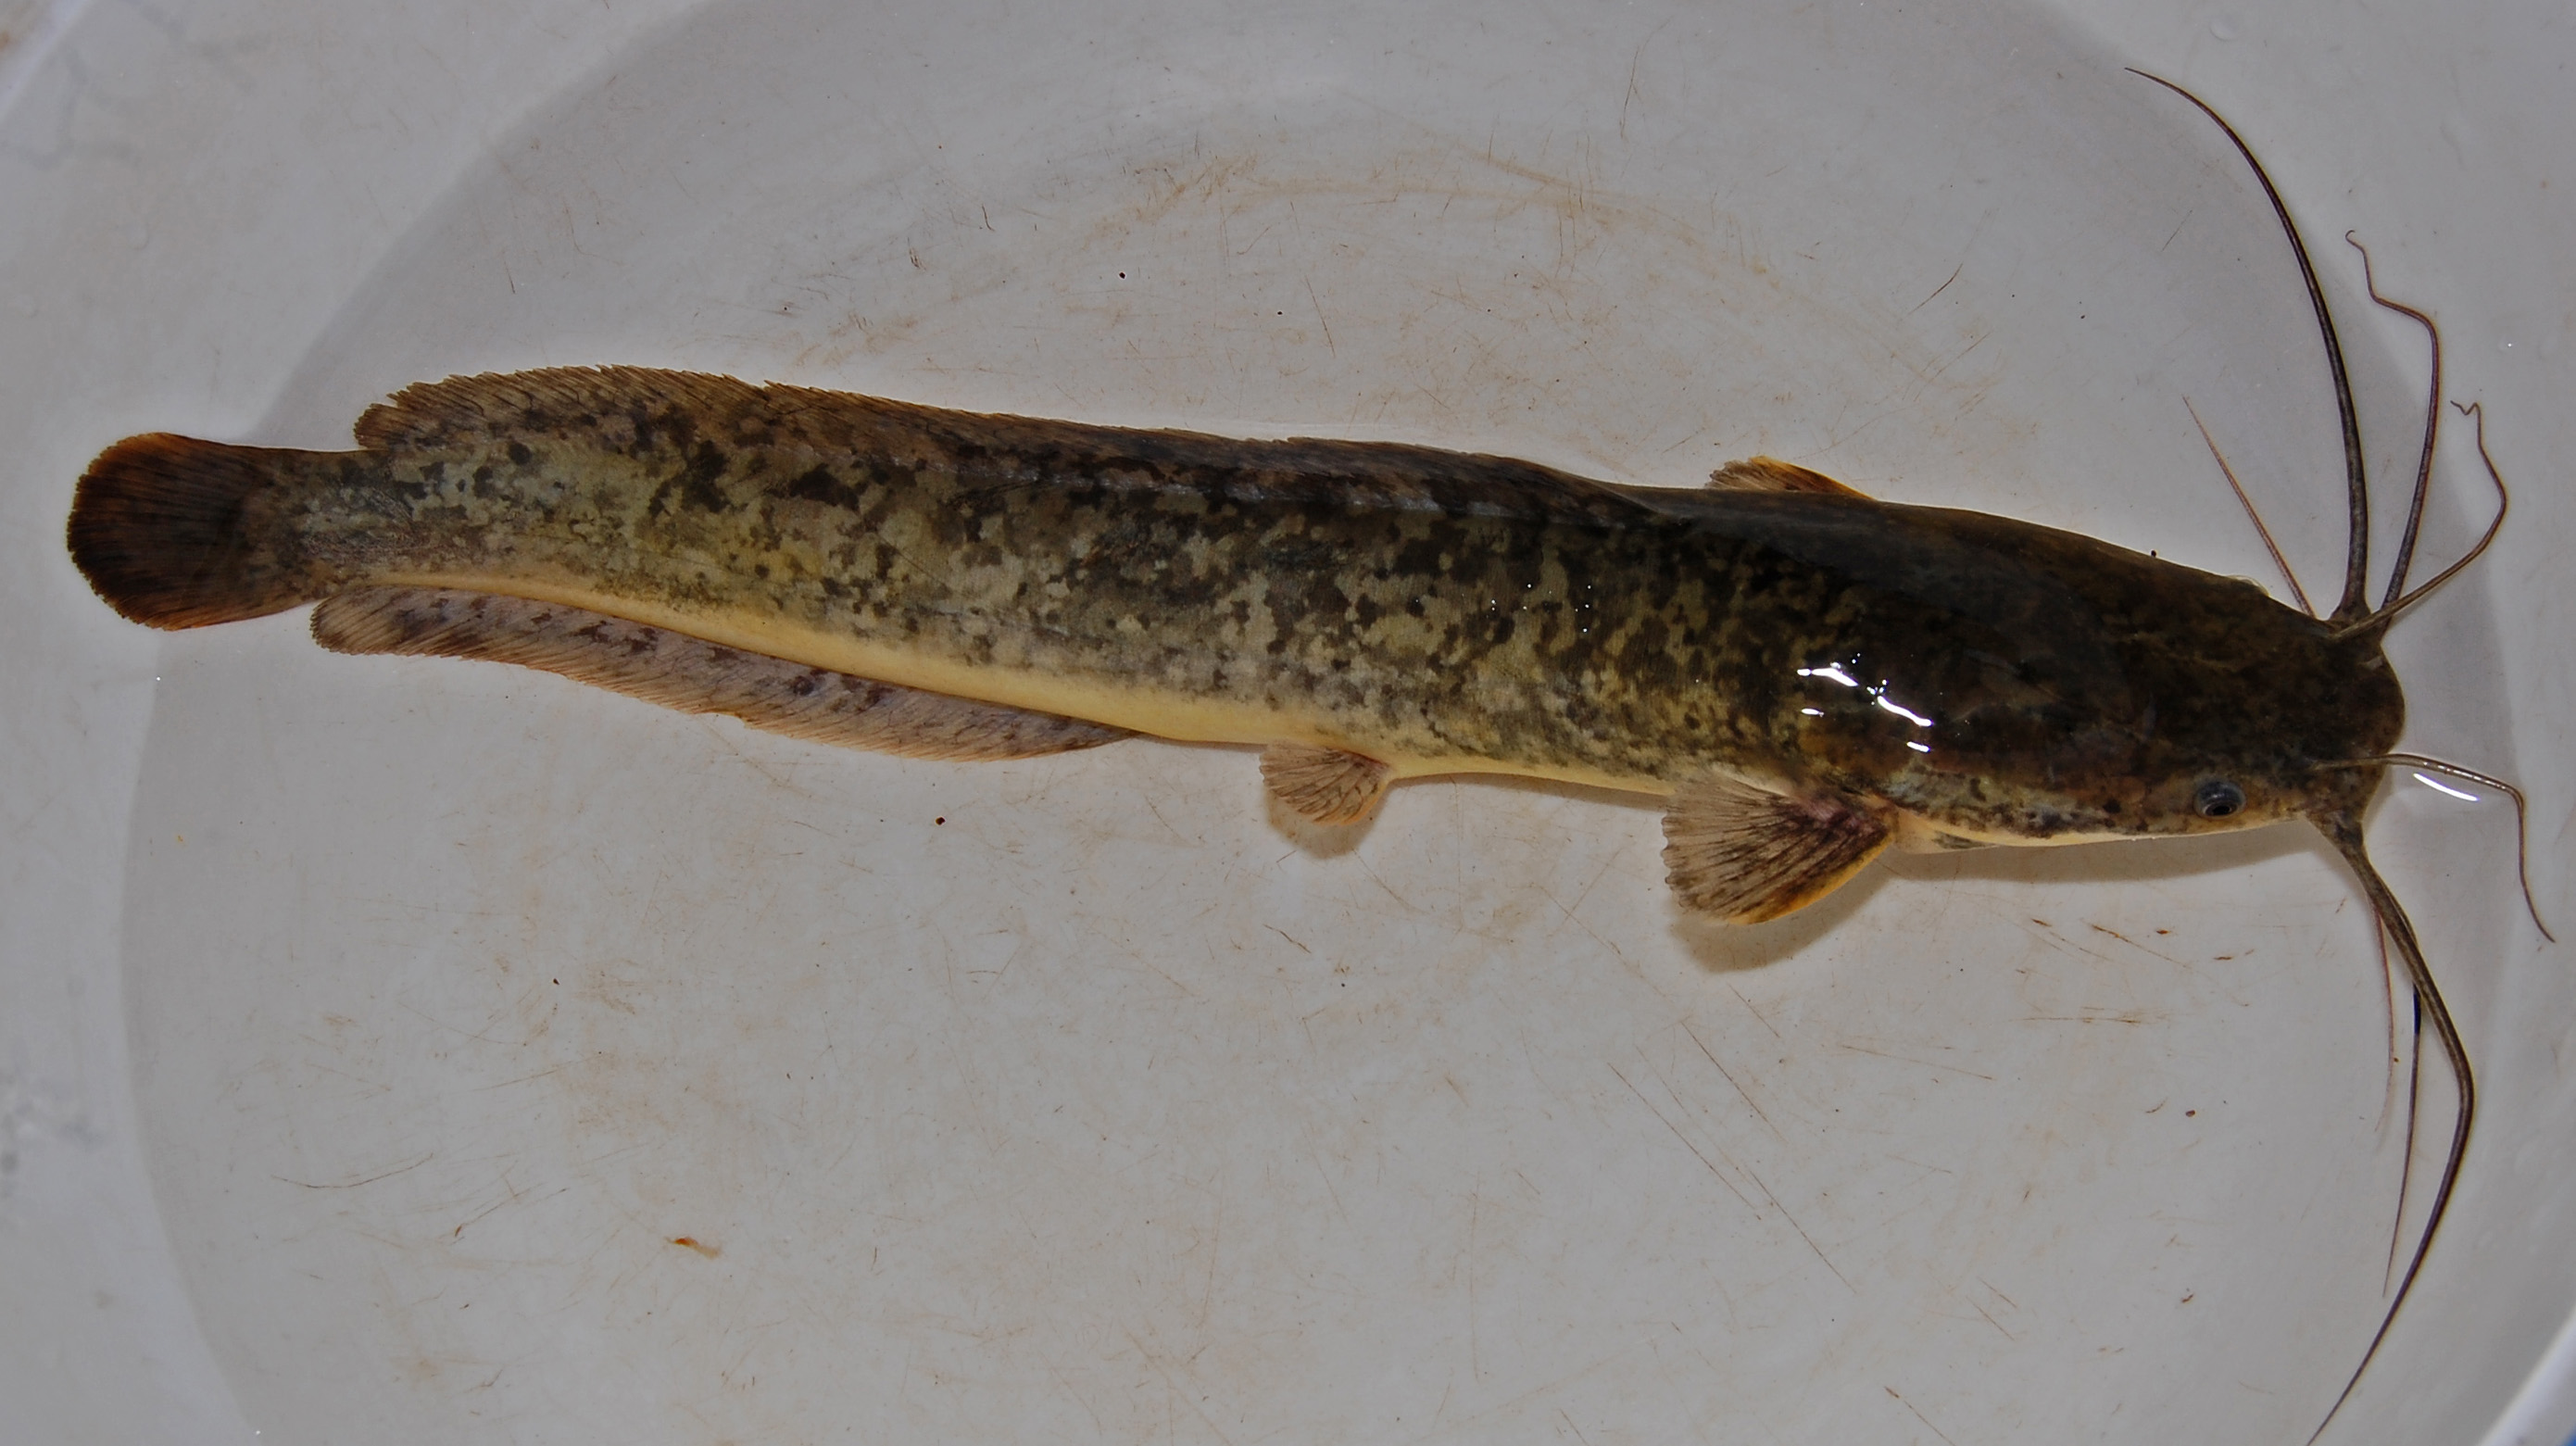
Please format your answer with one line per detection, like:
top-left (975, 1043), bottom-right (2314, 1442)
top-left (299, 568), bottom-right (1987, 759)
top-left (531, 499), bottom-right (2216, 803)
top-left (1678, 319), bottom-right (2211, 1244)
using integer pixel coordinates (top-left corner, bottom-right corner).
top-left (1661, 773), bottom-right (1891, 922)
top-left (352, 367), bottom-right (773, 452)
top-left (1707, 457), bottom-right (1870, 499)
top-left (1260, 743), bottom-right (1393, 824)
top-left (347, 368), bottom-right (1669, 529)
top-left (309, 585), bottom-right (1131, 761)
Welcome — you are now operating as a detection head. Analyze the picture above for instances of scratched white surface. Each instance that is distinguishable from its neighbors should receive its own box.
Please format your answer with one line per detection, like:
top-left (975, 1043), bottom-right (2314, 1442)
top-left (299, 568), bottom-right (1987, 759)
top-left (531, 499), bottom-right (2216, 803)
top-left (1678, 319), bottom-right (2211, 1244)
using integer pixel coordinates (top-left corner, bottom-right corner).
top-left (4, 2), bottom-right (2573, 1444)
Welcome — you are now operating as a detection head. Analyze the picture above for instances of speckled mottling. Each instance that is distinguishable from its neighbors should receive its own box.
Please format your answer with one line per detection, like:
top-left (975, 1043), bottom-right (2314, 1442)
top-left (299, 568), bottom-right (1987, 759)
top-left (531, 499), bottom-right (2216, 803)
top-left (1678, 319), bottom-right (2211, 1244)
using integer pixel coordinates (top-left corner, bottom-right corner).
top-left (83, 366), bottom-right (2406, 845)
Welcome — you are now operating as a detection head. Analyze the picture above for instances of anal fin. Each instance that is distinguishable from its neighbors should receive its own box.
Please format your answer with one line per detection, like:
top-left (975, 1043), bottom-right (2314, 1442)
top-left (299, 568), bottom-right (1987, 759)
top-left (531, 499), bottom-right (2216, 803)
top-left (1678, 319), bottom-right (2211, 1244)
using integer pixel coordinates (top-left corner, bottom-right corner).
top-left (1708, 456), bottom-right (1870, 499)
top-left (309, 586), bottom-right (1132, 761)
top-left (1261, 743), bottom-right (1393, 824)
top-left (1662, 773), bottom-right (1891, 922)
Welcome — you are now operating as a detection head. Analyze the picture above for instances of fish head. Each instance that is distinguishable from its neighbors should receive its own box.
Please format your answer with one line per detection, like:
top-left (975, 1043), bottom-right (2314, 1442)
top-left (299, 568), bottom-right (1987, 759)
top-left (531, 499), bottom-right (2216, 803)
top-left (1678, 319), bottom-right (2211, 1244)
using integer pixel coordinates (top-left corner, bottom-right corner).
top-left (2112, 598), bottom-right (2408, 838)
top-left (1837, 543), bottom-right (2408, 848)
top-left (2121, 648), bottom-right (2403, 836)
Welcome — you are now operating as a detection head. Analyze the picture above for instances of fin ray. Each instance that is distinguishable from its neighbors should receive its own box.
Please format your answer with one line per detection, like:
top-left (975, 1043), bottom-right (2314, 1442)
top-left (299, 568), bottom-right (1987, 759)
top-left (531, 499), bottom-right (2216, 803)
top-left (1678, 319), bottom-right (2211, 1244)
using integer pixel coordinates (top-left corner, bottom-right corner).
top-left (1260, 743), bottom-right (1393, 824)
top-left (68, 434), bottom-right (331, 627)
top-left (353, 368), bottom-right (772, 453)
top-left (1707, 457), bottom-right (1871, 499)
top-left (1662, 773), bottom-right (1891, 922)
top-left (310, 586), bottom-right (1131, 761)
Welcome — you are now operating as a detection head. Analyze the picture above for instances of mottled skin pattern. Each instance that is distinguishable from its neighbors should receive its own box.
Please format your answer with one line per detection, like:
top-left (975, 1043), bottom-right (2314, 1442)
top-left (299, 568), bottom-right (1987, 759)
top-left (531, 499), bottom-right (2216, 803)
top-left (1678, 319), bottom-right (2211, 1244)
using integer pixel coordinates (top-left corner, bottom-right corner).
top-left (221, 368), bottom-right (2400, 844)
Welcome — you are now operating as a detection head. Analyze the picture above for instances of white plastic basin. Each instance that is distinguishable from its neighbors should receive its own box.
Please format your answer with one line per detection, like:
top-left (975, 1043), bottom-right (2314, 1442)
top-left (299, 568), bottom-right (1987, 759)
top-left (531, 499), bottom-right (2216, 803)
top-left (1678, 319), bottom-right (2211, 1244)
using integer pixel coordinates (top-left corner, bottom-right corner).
top-left (5, 2), bottom-right (2570, 1442)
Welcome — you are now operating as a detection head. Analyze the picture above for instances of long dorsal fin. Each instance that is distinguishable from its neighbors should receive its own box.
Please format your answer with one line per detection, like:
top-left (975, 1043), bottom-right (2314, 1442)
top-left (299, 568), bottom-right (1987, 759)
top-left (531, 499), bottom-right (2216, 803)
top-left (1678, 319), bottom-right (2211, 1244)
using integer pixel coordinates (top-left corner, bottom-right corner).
top-left (1707, 457), bottom-right (1871, 499)
top-left (1661, 773), bottom-right (1891, 922)
top-left (1260, 743), bottom-right (1393, 824)
top-left (346, 368), bottom-right (1660, 532)
top-left (309, 586), bottom-right (1131, 761)
top-left (352, 368), bottom-right (773, 453)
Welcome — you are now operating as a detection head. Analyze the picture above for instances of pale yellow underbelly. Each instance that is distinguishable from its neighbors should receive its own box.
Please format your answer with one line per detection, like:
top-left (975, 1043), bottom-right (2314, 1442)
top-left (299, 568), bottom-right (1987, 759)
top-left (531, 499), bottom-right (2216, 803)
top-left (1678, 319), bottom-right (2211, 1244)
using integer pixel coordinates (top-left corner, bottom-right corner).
top-left (387, 568), bottom-right (1673, 797)
top-left (384, 571), bottom-right (2151, 853)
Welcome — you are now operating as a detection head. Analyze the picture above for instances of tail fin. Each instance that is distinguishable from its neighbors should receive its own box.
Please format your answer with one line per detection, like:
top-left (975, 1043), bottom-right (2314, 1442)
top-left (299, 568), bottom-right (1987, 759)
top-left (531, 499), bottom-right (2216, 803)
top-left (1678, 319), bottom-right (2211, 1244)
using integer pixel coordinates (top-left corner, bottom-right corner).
top-left (67, 434), bottom-right (331, 628)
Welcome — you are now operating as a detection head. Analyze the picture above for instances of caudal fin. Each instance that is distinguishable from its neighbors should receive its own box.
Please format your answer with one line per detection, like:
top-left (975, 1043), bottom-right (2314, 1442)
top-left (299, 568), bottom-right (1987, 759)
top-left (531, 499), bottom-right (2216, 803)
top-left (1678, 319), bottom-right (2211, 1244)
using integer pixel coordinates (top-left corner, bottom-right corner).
top-left (67, 434), bottom-right (330, 628)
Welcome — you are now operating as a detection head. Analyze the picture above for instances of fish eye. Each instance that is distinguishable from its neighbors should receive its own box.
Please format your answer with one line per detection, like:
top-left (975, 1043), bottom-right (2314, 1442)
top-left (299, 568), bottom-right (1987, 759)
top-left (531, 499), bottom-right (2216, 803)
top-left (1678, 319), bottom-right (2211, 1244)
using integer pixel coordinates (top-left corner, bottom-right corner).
top-left (2194, 779), bottom-right (2246, 819)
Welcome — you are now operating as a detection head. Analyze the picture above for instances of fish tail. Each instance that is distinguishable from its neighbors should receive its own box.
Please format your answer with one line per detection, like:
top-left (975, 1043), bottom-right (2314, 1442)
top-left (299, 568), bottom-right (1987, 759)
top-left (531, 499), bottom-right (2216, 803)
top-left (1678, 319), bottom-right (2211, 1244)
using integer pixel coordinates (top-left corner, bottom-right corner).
top-left (67, 434), bottom-right (335, 628)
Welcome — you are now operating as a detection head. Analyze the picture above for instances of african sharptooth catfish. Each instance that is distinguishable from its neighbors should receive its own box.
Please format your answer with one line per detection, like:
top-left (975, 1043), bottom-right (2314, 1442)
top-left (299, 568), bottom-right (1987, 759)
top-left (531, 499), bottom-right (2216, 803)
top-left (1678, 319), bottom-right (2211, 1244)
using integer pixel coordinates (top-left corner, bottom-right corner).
top-left (64, 72), bottom-right (2523, 1442)
top-left (66, 364), bottom-right (2399, 918)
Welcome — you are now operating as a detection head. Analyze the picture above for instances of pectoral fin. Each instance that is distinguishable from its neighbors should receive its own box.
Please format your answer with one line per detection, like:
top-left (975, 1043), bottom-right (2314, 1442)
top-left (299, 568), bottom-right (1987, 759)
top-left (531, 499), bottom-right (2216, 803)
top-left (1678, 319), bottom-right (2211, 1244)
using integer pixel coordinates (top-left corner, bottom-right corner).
top-left (1707, 457), bottom-right (1870, 499)
top-left (1661, 773), bottom-right (1891, 922)
top-left (1261, 743), bottom-right (1393, 824)
top-left (310, 585), bottom-right (1131, 761)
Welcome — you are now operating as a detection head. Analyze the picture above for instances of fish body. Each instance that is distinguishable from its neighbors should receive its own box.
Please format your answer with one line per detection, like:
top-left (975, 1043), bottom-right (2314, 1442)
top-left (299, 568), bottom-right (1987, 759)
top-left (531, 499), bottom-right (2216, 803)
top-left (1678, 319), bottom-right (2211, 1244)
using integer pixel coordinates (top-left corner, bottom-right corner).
top-left (69, 366), bottom-right (2398, 896)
